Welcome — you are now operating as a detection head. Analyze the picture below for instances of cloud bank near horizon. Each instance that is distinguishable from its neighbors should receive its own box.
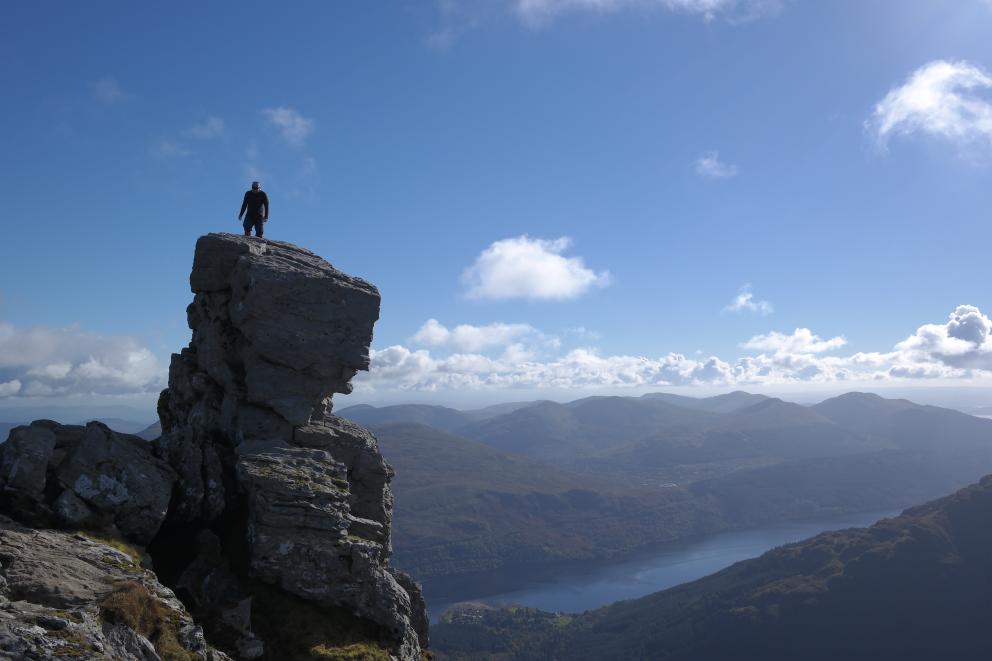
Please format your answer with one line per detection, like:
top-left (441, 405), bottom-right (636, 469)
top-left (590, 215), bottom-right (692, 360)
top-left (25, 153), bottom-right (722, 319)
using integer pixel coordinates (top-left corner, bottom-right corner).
top-left (7, 305), bottom-right (992, 401)
top-left (355, 305), bottom-right (992, 394)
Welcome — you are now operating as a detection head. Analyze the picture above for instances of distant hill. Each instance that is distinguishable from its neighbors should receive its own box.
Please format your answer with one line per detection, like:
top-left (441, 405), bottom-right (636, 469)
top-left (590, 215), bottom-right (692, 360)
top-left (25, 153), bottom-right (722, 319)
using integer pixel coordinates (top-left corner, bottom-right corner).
top-left (642, 390), bottom-right (770, 413)
top-left (338, 404), bottom-right (476, 433)
top-left (137, 421), bottom-right (161, 440)
top-left (361, 392), bottom-right (992, 596)
top-left (374, 422), bottom-right (712, 595)
top-left (433, 473), bottom-right (992, 660)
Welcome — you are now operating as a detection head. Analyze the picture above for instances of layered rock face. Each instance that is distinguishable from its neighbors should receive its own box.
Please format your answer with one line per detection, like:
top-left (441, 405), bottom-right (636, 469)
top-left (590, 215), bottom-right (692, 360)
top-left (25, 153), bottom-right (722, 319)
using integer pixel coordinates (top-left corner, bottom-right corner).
top-left (0, 514), bottom-right (229, 660)
top-left (155, 234), bottom-right (427, 659)
top-left (0, 233), bottom-right (427, 660)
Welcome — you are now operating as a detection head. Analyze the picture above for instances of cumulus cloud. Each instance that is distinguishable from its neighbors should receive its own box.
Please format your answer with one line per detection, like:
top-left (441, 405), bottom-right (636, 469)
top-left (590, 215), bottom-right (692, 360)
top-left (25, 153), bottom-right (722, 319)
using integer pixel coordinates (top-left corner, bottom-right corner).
top-left (694, 151), bottom-right (739, 178)
top-left (514, 0), bottom-right (784, 26)
top-left (868, 60), bottom-right (992, 150)
top-left (742, 328), bottom-right (846, 355)
top-left (91, 77), bottom-right (129, 105)
top-left (262, 107), bottom-right (314, 147)
top-left (356, 305), bottom-right (992, 394)
top-left (724, 284), bottom-right (772, 314)
top-left (462, 236), bottom-right (611, 301)
top-left (412, 319), bottom-right (541, 352)
top-left (0, 322), bottom-right (164, 399)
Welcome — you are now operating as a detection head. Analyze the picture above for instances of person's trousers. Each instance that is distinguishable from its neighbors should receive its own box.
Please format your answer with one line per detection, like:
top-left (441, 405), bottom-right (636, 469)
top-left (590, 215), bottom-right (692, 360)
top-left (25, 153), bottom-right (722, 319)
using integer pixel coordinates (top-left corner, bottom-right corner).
top-left (243, 217), bottom-right (264, 237)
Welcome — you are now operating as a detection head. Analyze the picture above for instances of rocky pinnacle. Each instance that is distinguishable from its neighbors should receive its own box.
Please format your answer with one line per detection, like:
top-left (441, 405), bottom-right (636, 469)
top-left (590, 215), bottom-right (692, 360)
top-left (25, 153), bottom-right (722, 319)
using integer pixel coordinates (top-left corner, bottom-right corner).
top-left (156, 234), bottom-right (426, 659)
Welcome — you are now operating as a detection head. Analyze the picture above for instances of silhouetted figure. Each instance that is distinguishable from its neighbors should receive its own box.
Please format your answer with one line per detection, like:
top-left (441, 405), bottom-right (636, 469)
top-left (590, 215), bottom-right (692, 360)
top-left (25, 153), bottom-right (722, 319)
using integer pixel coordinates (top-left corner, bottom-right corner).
top-left (239, 181), bottom-right (269, 238)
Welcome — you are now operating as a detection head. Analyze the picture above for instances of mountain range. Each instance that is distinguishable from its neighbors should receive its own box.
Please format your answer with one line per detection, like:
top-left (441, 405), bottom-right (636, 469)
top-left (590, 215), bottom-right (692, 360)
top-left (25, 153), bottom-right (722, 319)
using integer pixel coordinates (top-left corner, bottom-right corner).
top-left (341, 392), bottom-right (992, 600)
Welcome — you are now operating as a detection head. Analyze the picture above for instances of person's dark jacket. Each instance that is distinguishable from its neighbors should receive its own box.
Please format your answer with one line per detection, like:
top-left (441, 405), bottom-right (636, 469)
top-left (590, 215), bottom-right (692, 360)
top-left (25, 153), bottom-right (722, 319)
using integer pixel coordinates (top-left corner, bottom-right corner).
top-left (240, 190), bottom-right (269, 221)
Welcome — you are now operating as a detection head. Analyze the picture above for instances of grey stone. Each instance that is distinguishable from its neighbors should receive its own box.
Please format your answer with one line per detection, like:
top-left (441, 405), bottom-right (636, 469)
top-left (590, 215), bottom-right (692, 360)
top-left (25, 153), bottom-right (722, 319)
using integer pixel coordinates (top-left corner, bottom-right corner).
top-left (153, 233), bottom-right (424, 659)
top-left (55, 422), bottom-right (176, 544)
top-left (0, 424), bottom-right (56, 499)
top-left (52, 489), bottom-right (99, 528)
top-left (0, 515), bottom-right (231, 660)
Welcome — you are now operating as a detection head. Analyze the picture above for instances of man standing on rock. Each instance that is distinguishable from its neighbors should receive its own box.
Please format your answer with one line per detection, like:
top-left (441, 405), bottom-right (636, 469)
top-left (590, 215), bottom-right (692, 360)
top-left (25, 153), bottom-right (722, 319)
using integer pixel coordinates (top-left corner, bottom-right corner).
top-left (238, 181), bottom-right (269, 238)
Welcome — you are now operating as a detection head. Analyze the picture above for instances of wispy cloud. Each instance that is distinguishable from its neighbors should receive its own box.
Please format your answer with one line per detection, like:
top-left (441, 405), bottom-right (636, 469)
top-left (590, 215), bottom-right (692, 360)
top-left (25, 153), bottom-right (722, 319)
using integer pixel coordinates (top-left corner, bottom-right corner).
top-left (91, 77), bottom-right (129, 105)
top-left (514, 0), bottom-right (785, 27)
top-left (724, 284), bottom-right (772, 314)
top-left (184, 116), bottom-right (225, 140)
top-left (694, 150), bottom-right (738, 178)
top-left (462, 236), bottom-right (611, 301)
top-left (152, 138), bottom-right (190, 158)
top-left (262, 107), bottom-right (315, 147)
top-left (868, 60), bottom-right (992, 152)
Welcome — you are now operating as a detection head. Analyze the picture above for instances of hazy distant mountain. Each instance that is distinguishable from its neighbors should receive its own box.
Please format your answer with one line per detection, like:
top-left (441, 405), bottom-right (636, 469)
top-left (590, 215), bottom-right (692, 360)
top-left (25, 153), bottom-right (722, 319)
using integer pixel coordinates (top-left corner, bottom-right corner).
top-left (459, 397), bottom-right (719, 462)
top-left (362, 392), bottom-right (992, 595)
top-left (433, 473), bottom-right (992, 660)
top-left (338, 401), bottom-right (540, 433)
top-left (642, 390), bottom-right (770, 413)
top-left (137, 421), bottom-right (162, 440)
top-left (374, 422), bottom-right (709, 592)
top-left (338, 404), bottom-right (475, 433)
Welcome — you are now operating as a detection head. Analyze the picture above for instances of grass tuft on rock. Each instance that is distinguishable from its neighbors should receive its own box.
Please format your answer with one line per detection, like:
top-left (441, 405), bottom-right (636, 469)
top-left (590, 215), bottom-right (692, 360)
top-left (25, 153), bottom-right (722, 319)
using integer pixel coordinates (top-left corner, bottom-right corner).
top-left (99, 581), bottom-right (193, 661)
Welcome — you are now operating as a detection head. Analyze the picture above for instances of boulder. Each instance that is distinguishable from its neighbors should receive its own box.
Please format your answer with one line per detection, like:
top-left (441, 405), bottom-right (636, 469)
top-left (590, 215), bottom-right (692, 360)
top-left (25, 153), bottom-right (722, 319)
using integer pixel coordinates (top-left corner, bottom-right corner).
top-left (0, 421), bottom-right (175, 544)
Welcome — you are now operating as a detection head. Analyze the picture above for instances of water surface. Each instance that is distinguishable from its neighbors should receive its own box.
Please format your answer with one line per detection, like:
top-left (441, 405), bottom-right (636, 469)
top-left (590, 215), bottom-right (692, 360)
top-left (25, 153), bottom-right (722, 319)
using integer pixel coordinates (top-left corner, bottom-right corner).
top-left (430, 509), bottom-right (898, 622)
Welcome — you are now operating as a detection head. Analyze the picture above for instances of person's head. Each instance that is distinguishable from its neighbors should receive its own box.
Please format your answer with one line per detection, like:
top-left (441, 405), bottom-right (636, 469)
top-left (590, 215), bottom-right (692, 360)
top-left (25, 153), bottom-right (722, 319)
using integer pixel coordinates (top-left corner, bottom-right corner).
top-left (251, 181), bottom-right (260, 191)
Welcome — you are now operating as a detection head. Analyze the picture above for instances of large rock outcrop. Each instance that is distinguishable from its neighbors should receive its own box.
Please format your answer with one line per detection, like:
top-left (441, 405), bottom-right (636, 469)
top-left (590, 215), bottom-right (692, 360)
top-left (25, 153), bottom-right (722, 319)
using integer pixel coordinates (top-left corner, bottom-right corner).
top-left (155, 234), bottom-right (426, 659)
top-left (0, 233), bottom-right (428, 660)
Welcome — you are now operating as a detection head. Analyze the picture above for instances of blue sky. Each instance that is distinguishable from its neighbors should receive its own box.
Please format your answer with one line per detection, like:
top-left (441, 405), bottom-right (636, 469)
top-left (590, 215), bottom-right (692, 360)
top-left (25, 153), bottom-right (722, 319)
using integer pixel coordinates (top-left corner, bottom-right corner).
top-left (4, 0), bottom-right (992, 410)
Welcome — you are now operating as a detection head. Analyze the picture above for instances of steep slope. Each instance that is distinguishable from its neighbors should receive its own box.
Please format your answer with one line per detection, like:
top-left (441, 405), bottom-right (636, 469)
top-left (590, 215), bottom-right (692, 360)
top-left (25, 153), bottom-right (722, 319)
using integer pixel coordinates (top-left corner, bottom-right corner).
top-left (434, 473), bottom-right (992, 660)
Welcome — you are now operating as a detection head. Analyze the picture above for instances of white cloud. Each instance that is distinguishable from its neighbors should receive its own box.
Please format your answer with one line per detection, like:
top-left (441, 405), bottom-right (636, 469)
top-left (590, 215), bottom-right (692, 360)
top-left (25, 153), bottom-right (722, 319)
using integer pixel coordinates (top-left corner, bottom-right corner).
top-left (462, 236), bottom-right (611, 301)
top-left (412, 319), bottom-right (540, 352)
top-left (868, 60), bottom-right (992, 150)
top-left (893, 304), bottom-right (992, 371)
top-left (91, 77), bottom-right (128, 105)
top-left (694, 150), bottom-right (739, 178)
top-left (743, 328), bottom-right (847, 355)
top-left (0, 322), bottom-right (165, 399)
top-left (514, 0), bottom-right (783, 26)
top-left (262, 107), bottom-right (314, 147)
top-left (724, 284), bottom-right (772, 314)
top-left (184, 116), bottom-right (225, 139)
top-left (357, 305), bottom-right (992, 394)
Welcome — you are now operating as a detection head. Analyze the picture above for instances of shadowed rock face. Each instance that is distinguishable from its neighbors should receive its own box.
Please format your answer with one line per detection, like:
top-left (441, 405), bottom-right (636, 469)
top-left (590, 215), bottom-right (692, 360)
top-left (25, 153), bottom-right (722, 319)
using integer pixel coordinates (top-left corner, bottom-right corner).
top-left (0, 420), bottom-right (176, 544)
top-left (155, 234), bottom-right (426, 659)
